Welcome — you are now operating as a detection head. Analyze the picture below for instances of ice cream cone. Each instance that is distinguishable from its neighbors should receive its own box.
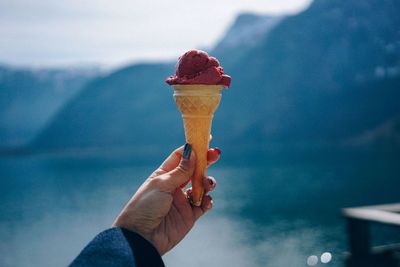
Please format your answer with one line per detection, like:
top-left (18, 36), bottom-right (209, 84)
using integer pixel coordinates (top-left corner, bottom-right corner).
top-left (172, 84), bottom-right (223, 206)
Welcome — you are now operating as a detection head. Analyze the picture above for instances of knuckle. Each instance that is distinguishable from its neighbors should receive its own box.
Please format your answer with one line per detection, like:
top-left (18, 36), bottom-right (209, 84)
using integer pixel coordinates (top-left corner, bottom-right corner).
top-left (147, 176), bottom-right (163, 187)
top-left (155, 174), bottom-right (176, 190)
top-left (176, 162), bottom-right (190, 175)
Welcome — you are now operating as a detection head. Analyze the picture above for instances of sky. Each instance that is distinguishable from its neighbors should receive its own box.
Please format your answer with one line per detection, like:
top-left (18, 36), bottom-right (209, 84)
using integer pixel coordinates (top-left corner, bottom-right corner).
top-left (0, 0), bottom-right (312, 68)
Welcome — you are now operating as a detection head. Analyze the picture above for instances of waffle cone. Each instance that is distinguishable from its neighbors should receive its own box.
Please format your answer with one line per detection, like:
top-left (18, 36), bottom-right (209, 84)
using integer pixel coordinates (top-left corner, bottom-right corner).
top-left (172, 84), bottom-right (223, 206)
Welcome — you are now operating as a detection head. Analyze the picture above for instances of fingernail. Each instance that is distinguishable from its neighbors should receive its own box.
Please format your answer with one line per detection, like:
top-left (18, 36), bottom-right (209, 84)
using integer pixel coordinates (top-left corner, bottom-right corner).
top-left (193, 200), bottom-right (201, 206)
top-left (207, 200), bottom-right (213, 209)
top-left (182, 143), bottom-right (191, 159)
top-left (214, 147), bottom-right (221, 155)
top-left (193, 195), bottom-right (202, 207)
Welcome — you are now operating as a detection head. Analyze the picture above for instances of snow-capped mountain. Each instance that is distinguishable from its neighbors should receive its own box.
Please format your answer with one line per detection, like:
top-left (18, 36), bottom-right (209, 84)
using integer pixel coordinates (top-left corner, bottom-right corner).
top-left (212, 13), bottom-right (283, 68)
top-left (213, 13), bottom-right (284, 51)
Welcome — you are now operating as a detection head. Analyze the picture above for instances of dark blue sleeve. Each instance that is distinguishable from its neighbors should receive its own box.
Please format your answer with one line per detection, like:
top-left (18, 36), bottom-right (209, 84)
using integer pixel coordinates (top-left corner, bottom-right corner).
top-left (69, 227), bottom-right (165, 267)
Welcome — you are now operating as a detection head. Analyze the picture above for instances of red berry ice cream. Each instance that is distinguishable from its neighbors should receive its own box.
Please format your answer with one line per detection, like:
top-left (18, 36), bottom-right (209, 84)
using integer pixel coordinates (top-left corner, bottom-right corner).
top-left (166, 50), bottom-right (231, 88)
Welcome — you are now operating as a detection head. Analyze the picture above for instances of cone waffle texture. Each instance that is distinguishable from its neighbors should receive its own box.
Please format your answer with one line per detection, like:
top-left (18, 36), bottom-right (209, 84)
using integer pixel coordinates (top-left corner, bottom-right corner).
top-left (172, 84), bottom-right (222, 206)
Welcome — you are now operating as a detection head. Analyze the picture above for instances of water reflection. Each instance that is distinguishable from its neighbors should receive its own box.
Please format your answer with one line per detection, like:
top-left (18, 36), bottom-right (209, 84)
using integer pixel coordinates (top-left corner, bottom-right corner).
top-left (2, 149), bottom-right (399, 266)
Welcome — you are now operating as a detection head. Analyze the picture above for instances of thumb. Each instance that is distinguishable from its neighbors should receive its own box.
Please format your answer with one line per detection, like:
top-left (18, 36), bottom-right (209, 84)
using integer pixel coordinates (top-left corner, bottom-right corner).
top-left (163, 143), bottom-right (195, 191)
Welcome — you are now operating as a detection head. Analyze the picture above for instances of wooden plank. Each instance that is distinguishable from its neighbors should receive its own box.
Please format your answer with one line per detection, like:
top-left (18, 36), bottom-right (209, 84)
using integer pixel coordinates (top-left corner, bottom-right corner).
top-left (342, 208), bottom-right (400, 226)
top-left (353, 203), bottom-right (400, 213)
top-left (370, 243), bottom-right (400, 254)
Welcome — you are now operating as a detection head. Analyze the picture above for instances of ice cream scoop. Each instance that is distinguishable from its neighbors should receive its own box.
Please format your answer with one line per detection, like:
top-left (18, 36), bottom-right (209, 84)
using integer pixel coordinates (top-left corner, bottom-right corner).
top-left (166, 50), bottom-right (230, 206)
top-left (166, 50), bottom-right (231, 88)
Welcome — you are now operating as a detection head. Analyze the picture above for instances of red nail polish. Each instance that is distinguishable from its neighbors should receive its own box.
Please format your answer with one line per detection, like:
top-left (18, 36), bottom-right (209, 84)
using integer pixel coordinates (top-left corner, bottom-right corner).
top-left (214, 148), bottom-right (221, 155)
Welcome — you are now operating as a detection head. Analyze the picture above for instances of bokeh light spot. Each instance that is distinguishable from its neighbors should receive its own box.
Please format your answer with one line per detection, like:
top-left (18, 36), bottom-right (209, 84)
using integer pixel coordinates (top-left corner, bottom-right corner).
top-left (321, 252), bottom-right (332, 263)
top-left (307, 255), bottom-right (318, 266)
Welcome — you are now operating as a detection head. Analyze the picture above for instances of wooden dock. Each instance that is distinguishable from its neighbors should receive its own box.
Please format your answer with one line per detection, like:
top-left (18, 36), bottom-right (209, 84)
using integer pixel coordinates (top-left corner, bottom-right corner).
top-left (342, 203), bottom-right (400, 267)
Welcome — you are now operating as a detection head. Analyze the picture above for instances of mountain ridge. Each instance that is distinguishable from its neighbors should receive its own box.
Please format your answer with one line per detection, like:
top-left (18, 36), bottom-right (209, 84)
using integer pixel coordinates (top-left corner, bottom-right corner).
top-left (0, 65), bottom-right (101, 148)
top-left (32, 0), bottom-right (400, 153)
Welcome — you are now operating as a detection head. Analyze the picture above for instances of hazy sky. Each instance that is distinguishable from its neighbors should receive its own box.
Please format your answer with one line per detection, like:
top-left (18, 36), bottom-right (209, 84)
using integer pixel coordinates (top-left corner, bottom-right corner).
top-left (0, 0), bottom-right (312, 68)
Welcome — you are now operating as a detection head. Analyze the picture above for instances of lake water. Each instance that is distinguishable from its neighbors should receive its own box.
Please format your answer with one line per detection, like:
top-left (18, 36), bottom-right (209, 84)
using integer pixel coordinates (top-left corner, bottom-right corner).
top-left (1, 148), bottom-right (399, 266)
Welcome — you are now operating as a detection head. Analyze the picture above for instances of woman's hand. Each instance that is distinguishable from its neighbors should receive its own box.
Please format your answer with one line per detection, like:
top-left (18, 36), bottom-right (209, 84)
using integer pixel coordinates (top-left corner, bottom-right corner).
top-left (113, 144), bottom-right (220, 255)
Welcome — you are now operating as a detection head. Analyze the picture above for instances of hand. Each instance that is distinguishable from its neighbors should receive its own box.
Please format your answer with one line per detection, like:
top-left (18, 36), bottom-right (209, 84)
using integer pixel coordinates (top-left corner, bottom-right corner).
top-left (113, 144), bottom-right (220, 255)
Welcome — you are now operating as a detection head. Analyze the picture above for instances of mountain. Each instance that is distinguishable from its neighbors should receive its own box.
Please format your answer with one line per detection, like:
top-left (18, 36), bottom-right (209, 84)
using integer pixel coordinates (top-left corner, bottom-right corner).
top-left (218, 0), bottom-right (400, 146)
top-left (32, 12), bottom-right (284, 152)
top-left (33, 0), bottom-right (400, 154)
top-left (33, 63), bottom-right (184, 151)
top-left (211, 13), bottom-right (284, 68)
top-left (0, 65), bottom-right (100, 148)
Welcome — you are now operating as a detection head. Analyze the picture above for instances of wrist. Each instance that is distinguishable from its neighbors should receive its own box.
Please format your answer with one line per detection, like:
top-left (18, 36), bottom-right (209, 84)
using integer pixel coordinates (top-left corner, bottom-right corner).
top-left (113, 212), bottom-right (141, 235)
top-left (113, 213), bottom-right (160, 254)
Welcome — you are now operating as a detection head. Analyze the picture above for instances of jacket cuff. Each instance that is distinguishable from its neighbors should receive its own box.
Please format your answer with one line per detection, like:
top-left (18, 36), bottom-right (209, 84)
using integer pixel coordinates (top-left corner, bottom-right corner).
top-left (120, 228), bottom-right (165, 267)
